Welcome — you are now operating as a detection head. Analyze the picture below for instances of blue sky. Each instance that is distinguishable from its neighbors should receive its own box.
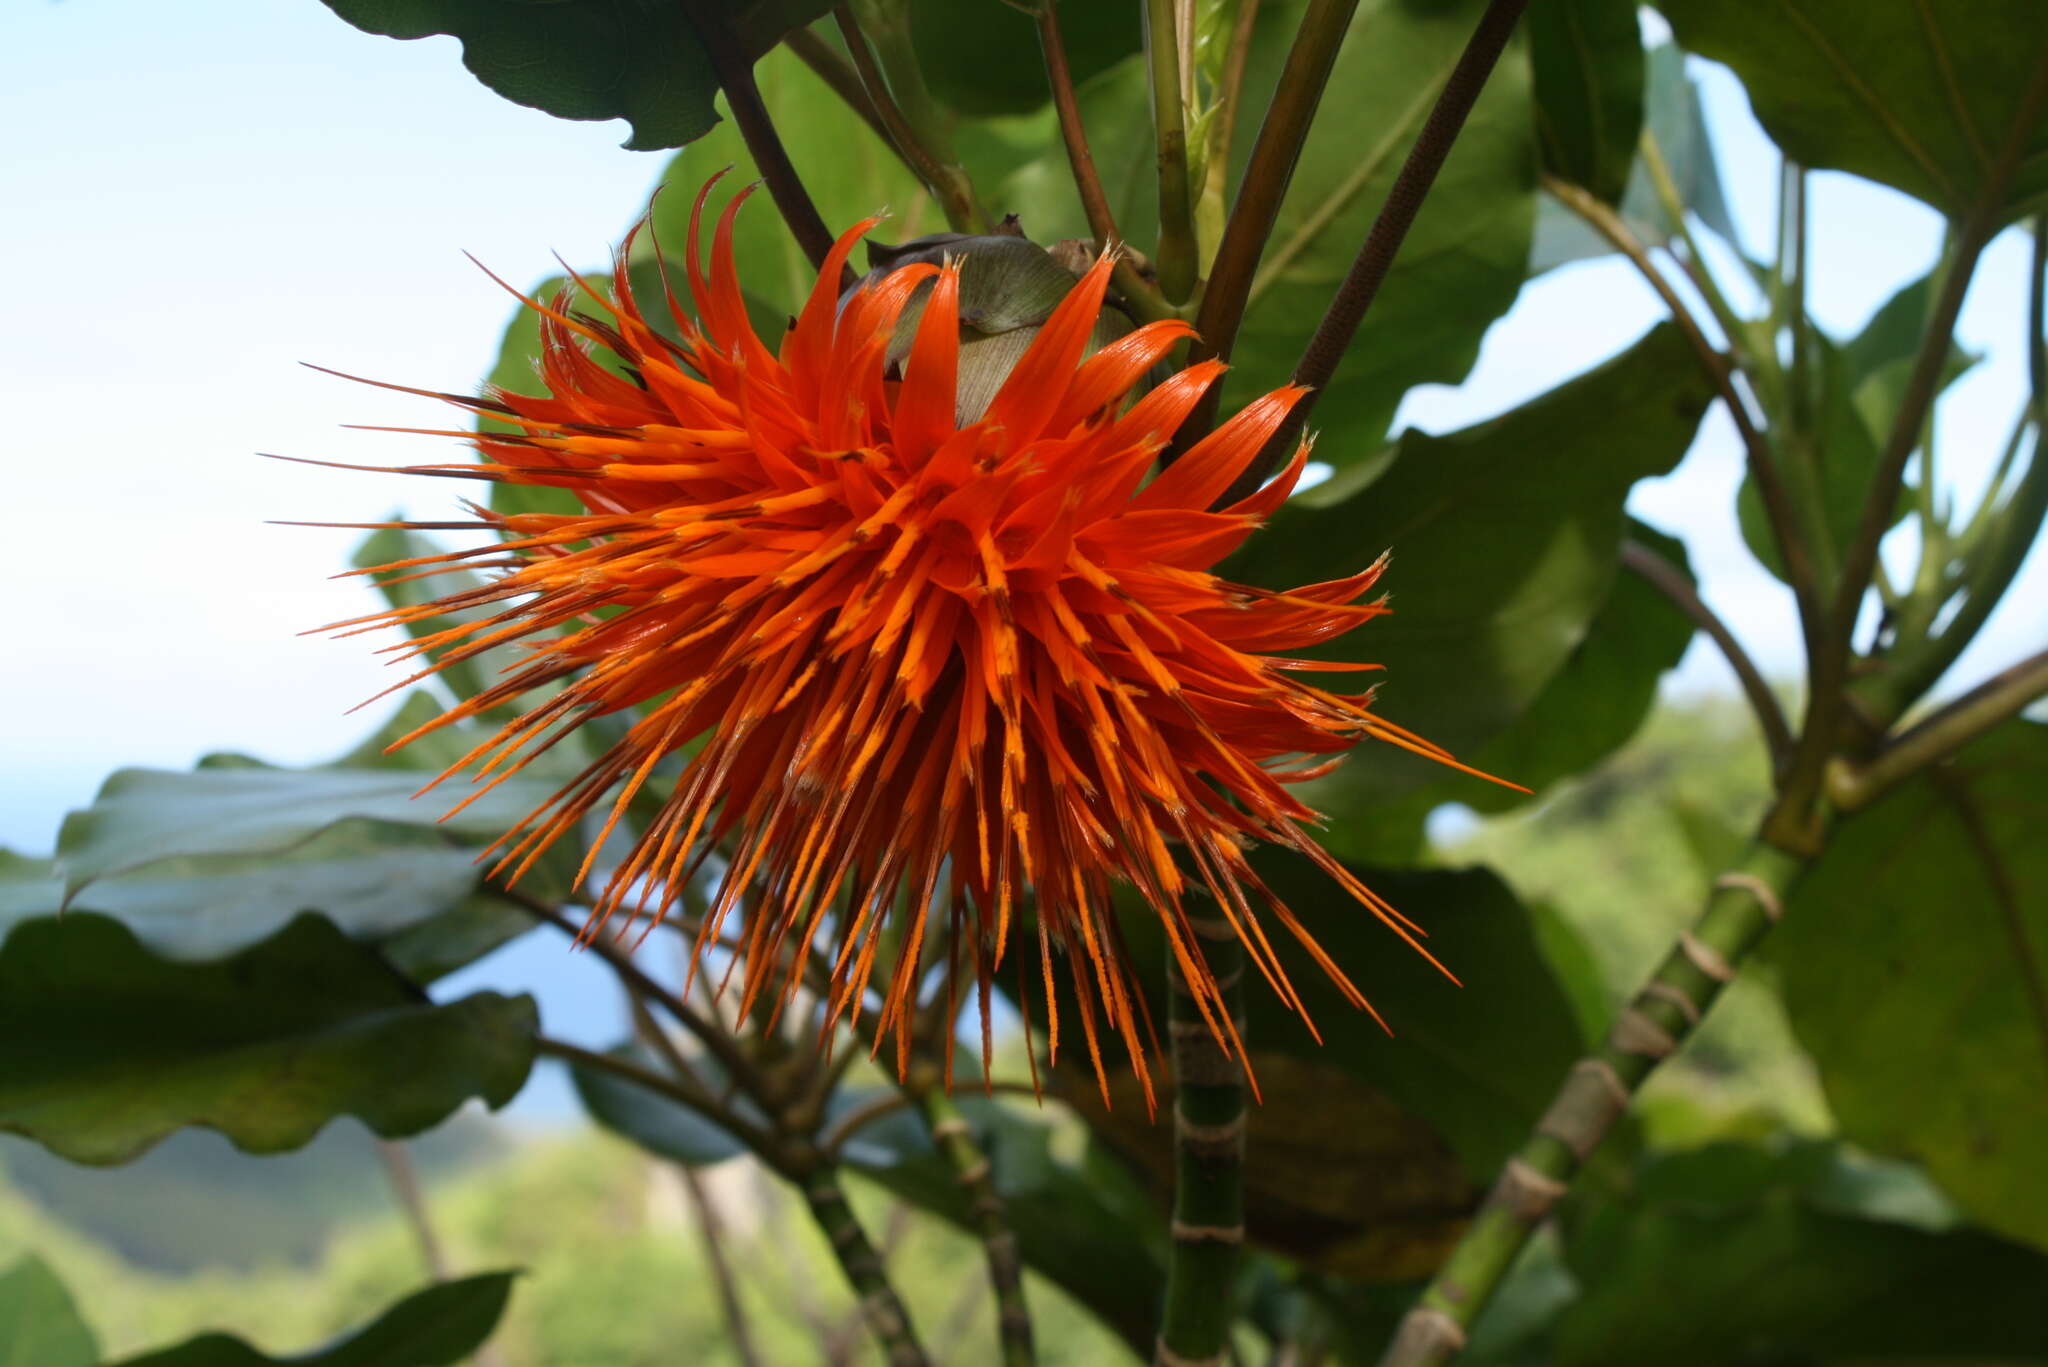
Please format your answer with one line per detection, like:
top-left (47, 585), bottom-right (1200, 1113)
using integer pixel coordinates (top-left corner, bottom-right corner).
top-left (2, 2), bottom-right (2041, 1109)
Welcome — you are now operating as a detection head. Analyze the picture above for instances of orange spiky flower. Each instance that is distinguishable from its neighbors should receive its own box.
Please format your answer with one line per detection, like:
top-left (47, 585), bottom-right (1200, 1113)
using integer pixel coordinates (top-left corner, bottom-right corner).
top-left (317, 180), bottom-right (1484, 1104)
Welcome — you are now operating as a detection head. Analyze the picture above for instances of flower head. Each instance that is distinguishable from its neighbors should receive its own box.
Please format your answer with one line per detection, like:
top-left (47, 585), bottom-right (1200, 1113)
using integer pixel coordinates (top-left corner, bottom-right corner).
top-left (322, 180), bottom-right (1476, 1101)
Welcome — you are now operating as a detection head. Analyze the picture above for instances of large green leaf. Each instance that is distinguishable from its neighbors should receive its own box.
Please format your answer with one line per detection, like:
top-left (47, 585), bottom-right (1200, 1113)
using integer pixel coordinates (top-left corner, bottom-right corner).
top-left (1223, 0), bottom-right (1537, 451)
top-left (317, 1), bottom-right (834, 151)
top-left (0, 1257), bottom-right (97, 1367)
top-left (1661, 0), bottom-right (2048, 222)
top-left (1527, 0), bottom-right (1645, 206)
top-left (908, 0), bottom-right (1142, 118)
top-left (1553, 1139), bottom-right (2048, 1364)
top-left (1334, 518), bottom-right (1699, 863)
top-left (1840, 265), bottom-right (1983, 454)
top-left (1529, 42), bottom-right (1739, 274)
top-left (53, 759), bottom-right (564, 907)
top-left (0, 912), bottom-right (536, 1164)
top-left (109, 1272), bottom-right (515, 1367)
top-left (3, 830), bottom-right (476, 961)
top-left (1774, 719), bottom-right (2048, 1251)
top-left (1228, 322), bottom-right (1712, 829)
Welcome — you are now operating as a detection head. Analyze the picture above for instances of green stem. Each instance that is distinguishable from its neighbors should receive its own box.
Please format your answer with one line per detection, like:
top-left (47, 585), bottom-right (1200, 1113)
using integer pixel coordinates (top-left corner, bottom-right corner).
top-left (1620, 537), bottom-right (1792, 764)
top-left (1157, 926), bottom-right (1246, 1366)
top-left (1378, 839), bottom-right (1811, 1366)
top-left (1225, 0), bottom-right (1530, 504)
top-left (1868, 217), bottom-right (2048, 717)
top-left (1187, 0), bottom-right (1358, 372)
top-left (802, 1168), bottom-right (931, 1367)
top-left (1776, 51), bottom-right (2048, 846)
top-left (1145, 0), bottom-right (1199, 303)
top-left (1638, 131), bottom-right (1753, 375)
top-left (838, 3), bottom-right (987, 232)
top-left (785, 24), bottom-right (902, 154)
top-left (1831, 647), bottom-right (2048, 810)
top-left (910, 1081), bottom-right (1036, 1365)
top-left (676, 0), bottom-right (840, 274)
top-left (1035, 0), bottom-right (1177, 322)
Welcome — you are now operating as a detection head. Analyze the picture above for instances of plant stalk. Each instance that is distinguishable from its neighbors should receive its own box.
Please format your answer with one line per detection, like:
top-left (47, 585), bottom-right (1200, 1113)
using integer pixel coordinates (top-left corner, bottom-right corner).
top-left (1620, 538), bottom-right (1793, 763)
top-left (1157, 926), bottom-right (1247, 1367)
top-left (679, 1162), bottom-right (767, 1367)
top-left (1868, 216), bottom-right (2048, 716)
top-left (1187, 0), bottom-right (1358, 377)
top-left (1146, 0), bottom-right (1200, 303)
top-left (1378, 839), bottom-right (1810, 1366)
top-left (1777, 52), bottom-right (2048, 845)
top-left (785, 25), bottom-right (901, 152)
top-left (910, 1081), bottom-right (1036, 1365)
top-left (1036, 0), bottom-right (1176, 322)
top-left (1830, 647), bottom-right (2048, 810)
top-left (1222, 0), bottom-right (1529, 504)
top-left (803, 1168), bottom-right (932, 1367)
top-left (676, 0), bottom-right (841, 275)
top-left (836, 5), bottom-right (987, 232)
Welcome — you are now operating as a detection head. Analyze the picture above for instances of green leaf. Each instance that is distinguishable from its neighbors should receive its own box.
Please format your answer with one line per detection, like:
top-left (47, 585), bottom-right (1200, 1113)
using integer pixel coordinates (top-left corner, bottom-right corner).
top-left (0, 912), bottom-right (536, 1164)
top-left (53, 759), bottom-right (565, 906)
top-left (3, 828), bottom-right (477, 961)
top-left (0, 1257), bottom-right (98, 1367)
top-left (316, 1), bottom-right (834, 151)
top-left (108, 1271), bottom-right (515, 1367)
top-left (1528, 0), bottom-right (1645, 206)
top-left (1660, 0), bottom-right (2048, 222)
top-left (1554, 1139), bottom-right (2048, 1364)
top-left (1774, 719), bottom-right (2048, 1251)
top-left (908, 0), bottom-right (1141, 117)
top-left (1530, 42), bottom-right (1738, 273)
top-left (1841, 266), bottom-right (1983, 454)
top-left (848, 1096), bottom-right (1166, 1358)
top-left (1227, 322), bottom-right (1713, 832)
top-left (1340, 518), bottom-right (1699, 862)
top-left (1224, 0), bottom-right (1537, 451)
top-left (1063, 857), bottom-right (1590, 1200)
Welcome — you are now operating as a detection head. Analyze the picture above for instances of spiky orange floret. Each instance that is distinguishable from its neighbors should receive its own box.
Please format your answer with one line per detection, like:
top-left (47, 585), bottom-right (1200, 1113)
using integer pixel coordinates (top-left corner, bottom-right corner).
top-left (321, 181), bottom-right (1479, 1105)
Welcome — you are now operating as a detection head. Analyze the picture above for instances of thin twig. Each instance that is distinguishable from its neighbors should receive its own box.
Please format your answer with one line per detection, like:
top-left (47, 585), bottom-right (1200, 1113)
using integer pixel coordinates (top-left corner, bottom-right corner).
top-left (376, 1140), bottom-right (449, 1279)
top-left (676, 0), bottom-right (841, 275)
top-left (503, 888), bottom-right (782, 1106)
top-left (822, 1081), bottom-right (1048, 1155)
top-left (1037, 0), bottom-right (1175, 320)
top-left (533, 1035), bottom-right (786, 1159)
top-left (785, 24), bottom-right (900, 151)
top-left (1621, 538), bottom-right (1793, 763)
top-left (833, 7), bottom-right (984, 232)
top-left (1830, 648), bottom-right (2048, 810)
top-left (678, 1162), bottom-right (767, 1367)
top-left (1220, 0), bottom-right (1529, 505)
top-left (909, 1079), bottom-right (1036, 1365)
